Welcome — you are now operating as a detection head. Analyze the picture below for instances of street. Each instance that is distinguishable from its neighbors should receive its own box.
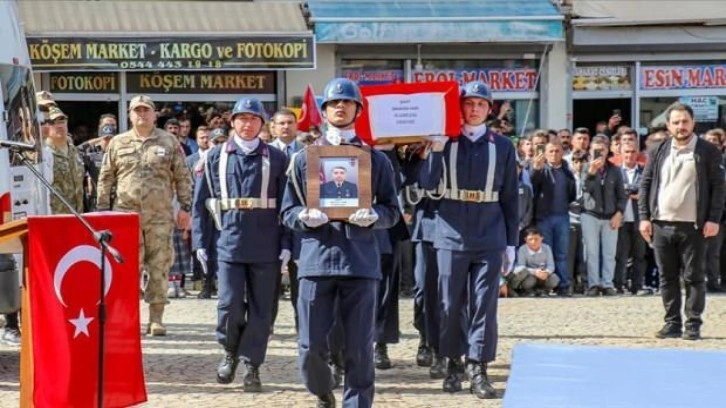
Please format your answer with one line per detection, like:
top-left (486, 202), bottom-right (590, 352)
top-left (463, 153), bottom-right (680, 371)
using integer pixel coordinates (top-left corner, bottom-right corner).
top-left (2, 293), bottom-right (726, 407)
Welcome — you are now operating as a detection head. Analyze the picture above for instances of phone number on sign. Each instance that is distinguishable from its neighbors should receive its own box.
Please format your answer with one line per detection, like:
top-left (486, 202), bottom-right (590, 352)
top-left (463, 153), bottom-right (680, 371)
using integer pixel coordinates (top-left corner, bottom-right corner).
top-left (118, 60), bottom-right (223, 69)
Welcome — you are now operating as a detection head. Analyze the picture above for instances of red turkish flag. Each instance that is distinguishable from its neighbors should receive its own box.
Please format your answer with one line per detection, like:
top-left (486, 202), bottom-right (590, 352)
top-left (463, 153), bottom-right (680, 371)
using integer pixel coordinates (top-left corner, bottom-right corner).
top-left (25, 212), bottom-right (146, 407)
top-left (297, 84), bottom-right (323, 132)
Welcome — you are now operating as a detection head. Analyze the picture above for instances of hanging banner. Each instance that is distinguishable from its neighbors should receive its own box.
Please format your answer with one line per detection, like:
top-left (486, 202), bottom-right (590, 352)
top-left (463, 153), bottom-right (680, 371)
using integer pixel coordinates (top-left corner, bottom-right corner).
top-left (412, 68), bottom-right (538, 92)
top-left (27, 36), bottom-right (315, 71)
top-left (343, 69), bottom-right (404, 86)
top-left (641, 65), bottom-right (726, 90)
top-left (679, 96), bottom-right (720, 122)
top-left (572, 66), bottom-right (631, 91)
top-left (356, 81), bottom-right (461, 145)
top-left (126, 72), bottom-right (275, 94)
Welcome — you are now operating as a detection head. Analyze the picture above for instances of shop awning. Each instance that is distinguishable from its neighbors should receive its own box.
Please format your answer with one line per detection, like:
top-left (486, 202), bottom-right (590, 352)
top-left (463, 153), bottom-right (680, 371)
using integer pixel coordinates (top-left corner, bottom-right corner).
top-left (572, 0), bottom-right (726, 26)
top-left (306, 0), bottom-right (564, 43)
top-left (18, 1), bottom-right (310, 36)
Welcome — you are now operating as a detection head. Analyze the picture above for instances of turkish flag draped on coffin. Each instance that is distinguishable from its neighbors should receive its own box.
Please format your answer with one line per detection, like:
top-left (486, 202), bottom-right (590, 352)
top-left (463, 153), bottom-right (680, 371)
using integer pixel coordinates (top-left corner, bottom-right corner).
top-left (297, 84), bottom-right (323, 132)
top-left (25, 212), bottom-right (146, 407)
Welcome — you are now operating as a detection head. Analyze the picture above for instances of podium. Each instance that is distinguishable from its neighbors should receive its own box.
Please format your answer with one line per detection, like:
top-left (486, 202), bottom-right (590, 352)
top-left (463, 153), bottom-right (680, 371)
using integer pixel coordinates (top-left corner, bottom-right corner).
top-left (0, 218), bottom-right (33, 405)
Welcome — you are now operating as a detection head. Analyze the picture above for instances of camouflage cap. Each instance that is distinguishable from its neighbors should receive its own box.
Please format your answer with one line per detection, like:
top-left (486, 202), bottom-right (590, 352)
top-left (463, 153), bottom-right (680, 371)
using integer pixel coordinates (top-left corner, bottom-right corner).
top-left (36, 90), bottom-right (56, 107)
top-left (48, 106), bottom-right (67, 121)
top-left (129, 95), bottom-right (155, 111)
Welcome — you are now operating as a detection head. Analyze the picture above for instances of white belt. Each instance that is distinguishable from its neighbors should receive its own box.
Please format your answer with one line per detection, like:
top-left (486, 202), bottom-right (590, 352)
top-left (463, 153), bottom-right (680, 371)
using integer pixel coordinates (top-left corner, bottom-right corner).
top-left (218, 198), bottom-right (276, 210)
top-left (444, 189), bottom-right (499, 203)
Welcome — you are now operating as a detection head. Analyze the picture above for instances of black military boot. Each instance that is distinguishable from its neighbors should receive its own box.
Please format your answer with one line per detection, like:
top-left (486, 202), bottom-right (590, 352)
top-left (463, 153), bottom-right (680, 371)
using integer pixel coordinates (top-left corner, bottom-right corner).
top-left (197, 276), bottom-right (212, 299)
top-left (330, 350), bottom-right (345, 389)
top-left (442, 357), bottom-right (464, 393)
top-left (216, 350), bottom-right (239, 384)
top-left (416, 340), bottom-right (433, 367)
top-left (468, 360), bottom-right (496, 399)
top-left (317, 392), bottom-right (336, 408)
top-left (429, 352), bottom-right (447, 379)
top-left (243, 363), bottom-right (262, 392)
top-left (374, 343), bottom-right (392, 370)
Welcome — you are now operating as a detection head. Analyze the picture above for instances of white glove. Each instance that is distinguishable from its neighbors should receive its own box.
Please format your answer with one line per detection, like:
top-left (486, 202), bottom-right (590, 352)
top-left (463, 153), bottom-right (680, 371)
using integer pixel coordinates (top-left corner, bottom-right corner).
top-left (279, 249), bottom-right (291, 266)
top-left (298, 208), bottom-right (329, 228)
top-left (348, 208), bottom-right (379, 227)
top-left (502, 246), bottom-right (516, 274)
top-left (428, 135), bottom-right (448, 152)
top-left (196, 248), bottom-right (208, 264)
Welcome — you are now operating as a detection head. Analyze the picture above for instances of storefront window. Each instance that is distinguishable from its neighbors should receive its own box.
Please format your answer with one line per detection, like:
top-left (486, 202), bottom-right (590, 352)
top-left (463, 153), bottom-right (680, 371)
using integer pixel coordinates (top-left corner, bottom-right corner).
top-left (341, 59), bottom-right (404, 85)
top-left (640, 96), bottom-right (726, 135)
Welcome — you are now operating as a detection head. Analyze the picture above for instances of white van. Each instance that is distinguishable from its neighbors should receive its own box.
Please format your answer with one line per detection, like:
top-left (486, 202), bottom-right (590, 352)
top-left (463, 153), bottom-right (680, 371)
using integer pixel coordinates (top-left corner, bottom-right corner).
top-left (0, 0), bottom-right (49, 314)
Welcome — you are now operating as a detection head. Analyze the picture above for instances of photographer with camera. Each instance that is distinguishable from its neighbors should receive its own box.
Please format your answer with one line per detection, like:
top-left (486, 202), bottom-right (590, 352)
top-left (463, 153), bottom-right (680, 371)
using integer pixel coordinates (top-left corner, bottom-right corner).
top-left (614, 142), bottom-right (649, 295)
top-left (581, 134), bottom-right (628, 296)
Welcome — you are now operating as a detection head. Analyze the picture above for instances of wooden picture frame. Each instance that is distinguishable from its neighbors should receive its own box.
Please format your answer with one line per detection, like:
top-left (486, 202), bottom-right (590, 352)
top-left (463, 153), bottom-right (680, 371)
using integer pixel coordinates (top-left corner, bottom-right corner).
top-left (305, 145), bottom-right (372, 221)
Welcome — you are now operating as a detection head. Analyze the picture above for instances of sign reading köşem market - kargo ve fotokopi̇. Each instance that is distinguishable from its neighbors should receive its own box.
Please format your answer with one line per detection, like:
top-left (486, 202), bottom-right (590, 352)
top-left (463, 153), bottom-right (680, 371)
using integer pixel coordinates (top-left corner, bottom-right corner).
top-left (27, 36), bottom-right (315, 71)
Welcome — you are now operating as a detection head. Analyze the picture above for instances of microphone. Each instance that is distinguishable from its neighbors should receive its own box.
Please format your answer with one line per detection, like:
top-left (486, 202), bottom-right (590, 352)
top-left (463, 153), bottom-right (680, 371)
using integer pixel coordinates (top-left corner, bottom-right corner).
top-left (0, 140), bottom-right (36, 151)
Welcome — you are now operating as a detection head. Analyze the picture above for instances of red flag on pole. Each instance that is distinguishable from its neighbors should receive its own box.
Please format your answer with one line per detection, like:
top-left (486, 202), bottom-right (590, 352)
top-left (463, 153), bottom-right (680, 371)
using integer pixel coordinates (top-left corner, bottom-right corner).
top-left (297, 84), bottom-right (323, 132)
top-left (25, 212), bottom-right (146, 408)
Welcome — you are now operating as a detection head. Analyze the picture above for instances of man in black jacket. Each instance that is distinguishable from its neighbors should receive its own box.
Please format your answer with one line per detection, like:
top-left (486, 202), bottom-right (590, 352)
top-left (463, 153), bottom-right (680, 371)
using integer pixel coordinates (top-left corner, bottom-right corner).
top-left (639, 103), bottom-right (725, 341)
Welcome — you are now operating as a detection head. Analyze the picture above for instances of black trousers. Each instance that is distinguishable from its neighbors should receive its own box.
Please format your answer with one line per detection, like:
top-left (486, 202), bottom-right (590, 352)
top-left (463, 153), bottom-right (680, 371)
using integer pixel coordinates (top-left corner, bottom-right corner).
top-left (271, 259), bottom-right (299, 333)
top-left (652, 221), bottom-right (706, 330)
top-left (567, 223), bottom-right (586, 291)
top-left (704, 229), bottom-right (723, 288)
top-left (614, 222), bottom-right (647, 292)
top-left (376, 253), bottom-right (400, 344)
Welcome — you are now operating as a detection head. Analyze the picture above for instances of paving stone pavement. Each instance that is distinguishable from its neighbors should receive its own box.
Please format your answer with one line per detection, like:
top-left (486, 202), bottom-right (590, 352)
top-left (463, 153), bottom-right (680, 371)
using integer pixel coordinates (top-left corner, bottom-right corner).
top-left (2, 293), bottom-right (726, 407)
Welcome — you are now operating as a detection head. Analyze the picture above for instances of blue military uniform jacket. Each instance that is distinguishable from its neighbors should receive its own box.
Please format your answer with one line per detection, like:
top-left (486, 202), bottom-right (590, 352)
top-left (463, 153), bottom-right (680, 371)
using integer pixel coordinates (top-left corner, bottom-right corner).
top-left (192, 140), bottom-right (289, 263)
top-left (280, 137), bottom-right (401, 279)
top-left (321, 180), bottom-right (358, 199)
top-left (419, 130), bottom-right (519, 251)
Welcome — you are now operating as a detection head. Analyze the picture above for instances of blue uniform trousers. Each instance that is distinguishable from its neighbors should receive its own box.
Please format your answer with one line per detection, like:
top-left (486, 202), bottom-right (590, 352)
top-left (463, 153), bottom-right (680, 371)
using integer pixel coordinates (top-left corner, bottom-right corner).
top-left (217, 260), bottom-right (278, 366)
top-left (376, 252), bottom-right (400, 344)
top-left (298, 277), bottom-right (377, 407)
top-left (414, 241), bottom-right (440, 351)
top-left (437, 248), bottom-right (501, 363)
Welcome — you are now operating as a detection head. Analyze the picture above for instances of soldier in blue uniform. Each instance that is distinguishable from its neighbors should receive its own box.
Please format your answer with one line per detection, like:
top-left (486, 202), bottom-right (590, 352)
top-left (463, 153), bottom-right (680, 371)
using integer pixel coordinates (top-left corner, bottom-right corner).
top-left (321, 166), bottom-right (359, 199)
top-left (281, 78), bottom-right (400, 408)
top-left (192, 97), bottom-right (289, 391)
top-left (419, 81), bottom-right (519, 398)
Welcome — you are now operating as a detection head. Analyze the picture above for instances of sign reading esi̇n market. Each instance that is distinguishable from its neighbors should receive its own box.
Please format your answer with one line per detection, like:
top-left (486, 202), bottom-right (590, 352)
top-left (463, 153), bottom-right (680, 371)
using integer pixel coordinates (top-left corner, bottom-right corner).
top-left (27, 36), bottom-right (315, 71)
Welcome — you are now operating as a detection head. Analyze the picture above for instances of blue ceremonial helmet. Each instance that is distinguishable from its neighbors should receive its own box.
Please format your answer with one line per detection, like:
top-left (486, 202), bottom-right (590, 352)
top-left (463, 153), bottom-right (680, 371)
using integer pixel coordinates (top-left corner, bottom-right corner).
top-left (231, 97), bottom-right (267, 122)
top-left (321, 78), bottom-right (363, 109)
top-left (461, 81), bottom-right (493, 104)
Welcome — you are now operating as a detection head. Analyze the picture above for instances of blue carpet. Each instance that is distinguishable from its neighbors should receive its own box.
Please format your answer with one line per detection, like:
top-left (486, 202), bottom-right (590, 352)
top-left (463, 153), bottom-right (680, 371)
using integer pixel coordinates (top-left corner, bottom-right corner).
top-left (503, 343), bottom-right (726, 408)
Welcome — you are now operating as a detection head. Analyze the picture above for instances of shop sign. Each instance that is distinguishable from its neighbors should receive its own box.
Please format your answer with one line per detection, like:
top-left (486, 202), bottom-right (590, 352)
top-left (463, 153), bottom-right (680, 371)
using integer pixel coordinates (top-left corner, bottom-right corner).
top-left (412, 68), bottom-right (538, 92)
top-left (679, 96), bottom-right (720, 122)
top-left (343, 69), bottom-right (404, 86)
top-left (641, 65), bottom-right (726, 90)
top-left (126, 72), bottom-right (275, 94)
top-left (49, 73), bottom-right (118, 93)
top-left (572, 66), bottom-right (630, 91)
top-left (27, 36), bottom-right (315, 71)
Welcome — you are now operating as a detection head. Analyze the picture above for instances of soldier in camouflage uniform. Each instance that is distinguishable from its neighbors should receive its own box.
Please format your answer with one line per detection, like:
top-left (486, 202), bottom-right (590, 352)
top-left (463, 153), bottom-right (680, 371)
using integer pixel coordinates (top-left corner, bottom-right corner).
top-left (96, 95), bottom-right (193, 336)
top-left (44, 107), bottom-right (84, 214)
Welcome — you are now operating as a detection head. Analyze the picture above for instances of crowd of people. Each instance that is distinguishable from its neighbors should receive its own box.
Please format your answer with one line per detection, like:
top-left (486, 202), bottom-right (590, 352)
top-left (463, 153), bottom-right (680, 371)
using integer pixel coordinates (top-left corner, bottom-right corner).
top-left (2, 80), bottom-right (723, 408)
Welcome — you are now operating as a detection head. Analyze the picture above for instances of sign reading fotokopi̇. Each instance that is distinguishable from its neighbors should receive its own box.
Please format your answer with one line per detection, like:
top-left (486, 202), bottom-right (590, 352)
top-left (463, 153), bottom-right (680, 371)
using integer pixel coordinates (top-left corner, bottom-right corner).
top-left (27, 36), bottom-right (315, 71)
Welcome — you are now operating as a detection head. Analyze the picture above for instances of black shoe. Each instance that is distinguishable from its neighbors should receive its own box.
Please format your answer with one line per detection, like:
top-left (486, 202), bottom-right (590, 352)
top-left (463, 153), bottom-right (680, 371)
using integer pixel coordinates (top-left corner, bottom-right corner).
top-left (331, 359), bottom-right (344, 389)
top-left (243, 364), bottom-right (262, 392)
top-left (442, 358), bottom-right (463, 393)
top-left (416, 344), bottom-right (433, 367)
top-left (655, 325), bottom-right (682, 339)
top-left (467, 361), bottom-right (496, 399)
top-left (197, 281), bottom-right (212, 299)
top-left (216, 351), bottom-right (239, 384)
top-left (317, 392), bottom-right (336, 408)
top-left (375, 343), bottom-right (392, 370)
top-left (682, 327), bottom-right (701, 341)
top-left (586, 287), bottom-right (601, 297)
top-left (602, 287), bottom-right (617, 297)
top-left (429, 355), bottom-right (447, 379)
top-left (556, 287), bottom-right (573, 297)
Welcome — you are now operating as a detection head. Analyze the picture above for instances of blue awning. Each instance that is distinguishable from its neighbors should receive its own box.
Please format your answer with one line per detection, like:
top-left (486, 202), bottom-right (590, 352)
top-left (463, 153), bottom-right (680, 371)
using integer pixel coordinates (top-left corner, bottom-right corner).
top-left (307, 0), bottom-right (564, 44)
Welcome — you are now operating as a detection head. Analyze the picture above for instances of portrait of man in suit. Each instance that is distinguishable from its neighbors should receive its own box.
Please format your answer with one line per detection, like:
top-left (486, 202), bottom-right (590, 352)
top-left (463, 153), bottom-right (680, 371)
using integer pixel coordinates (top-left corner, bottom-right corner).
top-left (321, 166), bottom-right (358, 200)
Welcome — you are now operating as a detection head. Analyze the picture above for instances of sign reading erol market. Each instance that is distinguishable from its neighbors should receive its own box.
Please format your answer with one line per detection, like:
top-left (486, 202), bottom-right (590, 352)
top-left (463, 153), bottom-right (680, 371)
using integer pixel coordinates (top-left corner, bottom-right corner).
top-left (641, 65), bottom-right (726, 90)
top-left (413, 68), bottom-right (538, 92)
top-left (27, 36), bottom-right (315, 71)
top-left (126, 72), bottom-right (275, 94)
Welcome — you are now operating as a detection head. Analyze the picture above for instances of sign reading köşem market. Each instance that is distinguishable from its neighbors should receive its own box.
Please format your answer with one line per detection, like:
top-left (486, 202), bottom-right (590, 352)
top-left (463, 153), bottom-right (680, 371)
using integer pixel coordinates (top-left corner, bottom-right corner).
top-left (27, 36), bottom-right (315, 71)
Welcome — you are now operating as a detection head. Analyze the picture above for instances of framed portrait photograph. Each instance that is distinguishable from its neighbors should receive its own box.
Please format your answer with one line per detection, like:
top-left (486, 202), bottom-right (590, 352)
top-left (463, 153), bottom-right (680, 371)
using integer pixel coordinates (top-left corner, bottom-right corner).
top-left (305, 145), bottom-right (372, 220)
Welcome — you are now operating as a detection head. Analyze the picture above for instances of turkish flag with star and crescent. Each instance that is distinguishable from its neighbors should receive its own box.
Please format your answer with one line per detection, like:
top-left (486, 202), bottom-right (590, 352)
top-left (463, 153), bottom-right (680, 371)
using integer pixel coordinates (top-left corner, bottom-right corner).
top-left (26, 212), bottom-right (146, 407)
top-left (296, 84), bottom-right (323, 132)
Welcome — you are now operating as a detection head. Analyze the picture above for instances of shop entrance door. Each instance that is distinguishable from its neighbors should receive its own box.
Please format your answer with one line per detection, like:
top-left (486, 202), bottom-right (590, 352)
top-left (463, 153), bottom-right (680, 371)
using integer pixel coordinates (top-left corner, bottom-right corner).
top-left (60, 101), bottom-right (119, 145)
top-left (573, 98), bottom-right (631, 135)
